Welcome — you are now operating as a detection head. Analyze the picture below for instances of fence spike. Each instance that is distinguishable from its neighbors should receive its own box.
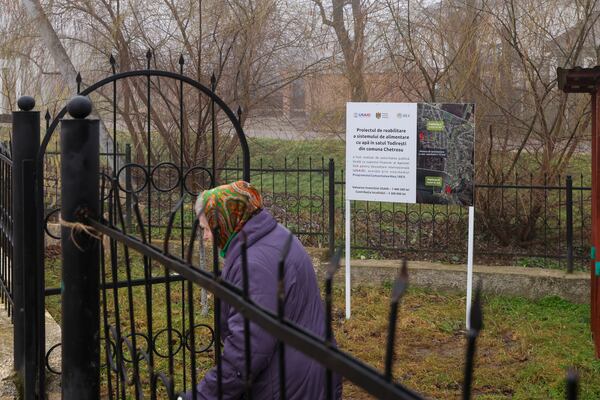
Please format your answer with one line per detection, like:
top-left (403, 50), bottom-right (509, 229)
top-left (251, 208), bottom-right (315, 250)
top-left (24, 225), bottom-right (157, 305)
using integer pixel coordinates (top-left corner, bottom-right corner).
top-left (469, 284), bottom-right (483, 333)
top-left (276, 231), bottom-right (294, 400)
top-left (108, 325), bottom-right (129, 386)
top-left (208, 209), bottom-right (224, 397)
top-left (109, 176), bottom-right (129, 230)
top-left (392, 258), bottom-right (409, 302)
top-left (384, 258), bottom-right (409, 381)
top-left (146, 49), bottom-right (152, 69)
top-left (100, 173), bottom-right (108, 219)
top-left (566, 368), bottom-right (578, 400)
top-left (324, 247), bottom-right (341, 400)
top-left (179, 54), bottom-right (185, 66)
top-left (45, 110), bottom-right (51, 130)
top-left (76, 72), bottom-right (82, 94)
top-left (210, 72), bottom-right (216, 90)
top-left (239, 231), bottom-right (253, 399)
top-left (208, 209), bottom-right (222, 278)
top-left (462, 284), bottom-right (483, 400)
top-left (163, 196), bottom-right (186, 254)
top-left (109, 54), bottom-right (116, 74)
top-left (131, 194), bottom-right (148, 244)
top-left (326, 247), bottom-right (342, 280)
top-left (240, 231), bottom-right (250, 297)
top-left (185, 218), bottom-right (200, 265)
top-left (278, 231), bottom-right (294, 270)
top-left (152, 371), bottom-right (175, 399)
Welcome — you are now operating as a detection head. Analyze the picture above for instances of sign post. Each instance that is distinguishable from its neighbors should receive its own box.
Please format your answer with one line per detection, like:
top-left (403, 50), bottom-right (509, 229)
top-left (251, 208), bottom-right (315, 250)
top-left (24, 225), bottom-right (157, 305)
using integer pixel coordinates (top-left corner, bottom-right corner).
top-left (466, 206), bottom-right (475, 329)
top-left (345, 199), bottom-right (351, 319)
top-left (345, 102), bottom-right (475, 322)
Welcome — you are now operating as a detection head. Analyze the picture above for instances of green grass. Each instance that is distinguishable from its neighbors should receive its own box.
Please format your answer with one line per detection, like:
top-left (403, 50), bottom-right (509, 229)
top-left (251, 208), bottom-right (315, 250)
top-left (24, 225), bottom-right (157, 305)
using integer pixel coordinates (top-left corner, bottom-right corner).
top-left (517, 257), bottom-right (564, 270)
top-left (242, 138), bottom-right (592, 179)
top-left (33, 129), bottom-right (598, 270)
top-left (245, 137), bottom-right (345, 167)
top-left (338, 286), bottom-right (599, 399)
top-left (44, 249), bottom-right (600, 399)
top-left (236, 139), bottom-right (593, 270)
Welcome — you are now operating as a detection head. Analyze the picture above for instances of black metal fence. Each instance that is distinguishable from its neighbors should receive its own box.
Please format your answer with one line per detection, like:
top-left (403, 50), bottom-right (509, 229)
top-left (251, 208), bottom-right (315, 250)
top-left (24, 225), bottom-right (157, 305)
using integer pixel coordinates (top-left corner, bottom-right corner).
top-left (55, 98), bottom-right (578, 399)
top-left (0, 141), bottom-right (12, 316)
top-left (334, 171), bottom-right (591, 272)
top-left (41, 140), bottom-right (130, 224)
top-left (41, 152), bottom-right (331, 248)
top-left (43, 152), bottom-right (591, 272)
top-left (211, 159), bottom-right (592, 272)
top-left (0, 59), bottom-right (586, 400)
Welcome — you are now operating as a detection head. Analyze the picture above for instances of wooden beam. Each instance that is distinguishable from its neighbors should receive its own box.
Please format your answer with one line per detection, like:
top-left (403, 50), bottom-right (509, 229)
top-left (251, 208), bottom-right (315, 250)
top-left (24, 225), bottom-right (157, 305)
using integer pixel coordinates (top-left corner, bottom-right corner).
top-left (557, 65), bottom-right (600, 357)
top-left (557, 67), bottom-right (600, 93)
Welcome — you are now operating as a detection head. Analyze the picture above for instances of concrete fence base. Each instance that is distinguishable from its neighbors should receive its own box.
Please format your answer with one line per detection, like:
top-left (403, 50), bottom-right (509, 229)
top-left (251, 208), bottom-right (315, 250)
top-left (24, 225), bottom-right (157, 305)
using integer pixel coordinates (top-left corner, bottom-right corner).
top-left (44, 236), bottom-right (592, 304)
top-left (308, 249), bottom-right (589, 304)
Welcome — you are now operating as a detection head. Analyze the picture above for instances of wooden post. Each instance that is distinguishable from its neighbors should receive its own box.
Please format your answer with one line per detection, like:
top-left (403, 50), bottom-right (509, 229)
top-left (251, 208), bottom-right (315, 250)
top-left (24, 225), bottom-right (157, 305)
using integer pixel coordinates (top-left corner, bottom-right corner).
top-left (557, 66), bottom-right (600, 357)
top-left (591, 87), bottom-right (600, 358)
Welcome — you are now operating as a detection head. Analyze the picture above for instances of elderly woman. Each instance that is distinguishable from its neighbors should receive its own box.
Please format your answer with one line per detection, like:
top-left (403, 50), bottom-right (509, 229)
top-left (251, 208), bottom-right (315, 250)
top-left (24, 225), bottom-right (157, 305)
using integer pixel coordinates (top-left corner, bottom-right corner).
top-left (183, 180), bottom-right (341, 400)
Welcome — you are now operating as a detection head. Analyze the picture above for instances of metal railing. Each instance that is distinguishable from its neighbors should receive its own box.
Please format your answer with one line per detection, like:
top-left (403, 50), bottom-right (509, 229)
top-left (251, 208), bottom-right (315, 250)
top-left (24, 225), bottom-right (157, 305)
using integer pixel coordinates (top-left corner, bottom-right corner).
top-left (56, 96), bottom-right (580, 400)
top-left (2, 87), bottom-right (584, 399)
top-left (333, 169), bottom-right (591, 272)
top-left (0, 141), bottom-right (13, 315)
top-left (42, 153), bottom-right (591, 272)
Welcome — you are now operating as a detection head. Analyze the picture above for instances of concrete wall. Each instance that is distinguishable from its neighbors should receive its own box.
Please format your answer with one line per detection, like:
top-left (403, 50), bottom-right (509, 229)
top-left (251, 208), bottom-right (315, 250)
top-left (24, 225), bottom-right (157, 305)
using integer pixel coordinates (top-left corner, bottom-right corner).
top-left (308, 249), bottom-right (590, 304)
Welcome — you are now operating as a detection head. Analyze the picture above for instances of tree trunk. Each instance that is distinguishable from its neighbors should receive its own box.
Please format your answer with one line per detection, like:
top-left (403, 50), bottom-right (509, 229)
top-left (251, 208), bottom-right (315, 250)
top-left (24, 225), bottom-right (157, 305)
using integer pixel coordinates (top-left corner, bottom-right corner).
top-left (20, 0), bottom-right (114, 169)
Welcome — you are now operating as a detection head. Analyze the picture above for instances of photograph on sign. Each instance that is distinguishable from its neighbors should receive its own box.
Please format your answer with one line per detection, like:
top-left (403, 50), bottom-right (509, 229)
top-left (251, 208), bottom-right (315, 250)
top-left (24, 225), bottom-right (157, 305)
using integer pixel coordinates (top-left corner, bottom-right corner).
top-left (416, 103), bottom-right (474, 206)
top-left (346, 102), bottom-right (474, 206)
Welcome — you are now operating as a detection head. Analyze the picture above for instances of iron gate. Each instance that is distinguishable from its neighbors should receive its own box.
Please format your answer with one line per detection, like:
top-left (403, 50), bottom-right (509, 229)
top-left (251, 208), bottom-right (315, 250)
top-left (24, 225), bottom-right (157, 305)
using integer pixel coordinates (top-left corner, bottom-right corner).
top-left (0, 53), bottom-right (584, 399)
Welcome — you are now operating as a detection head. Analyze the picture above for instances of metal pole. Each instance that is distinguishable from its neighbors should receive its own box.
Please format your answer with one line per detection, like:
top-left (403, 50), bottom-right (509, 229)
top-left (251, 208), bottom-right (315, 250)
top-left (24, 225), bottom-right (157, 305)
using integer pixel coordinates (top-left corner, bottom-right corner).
top-left (22, 159), bottom-right (44, 400)
top-left (328, 159), bottom-right (335, 257)
top-left (11, 96), bottom-right (40, 390)
top-left (566, 175), bottom-right (574, 273)
top-left (125, 143), bottom-right (132, 229)
top-left (60, 96), bottom-right (100, 399)
top-left (345, 199), bottom-right (351, 319)
top-left (466, 206), bottom-right (475, 330)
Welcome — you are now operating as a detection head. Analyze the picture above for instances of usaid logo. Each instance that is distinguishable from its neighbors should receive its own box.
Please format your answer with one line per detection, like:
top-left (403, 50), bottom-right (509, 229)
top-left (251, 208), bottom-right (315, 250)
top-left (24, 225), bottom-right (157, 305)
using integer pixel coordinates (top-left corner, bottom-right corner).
top-left (353, 112), bottom-right (371, 118)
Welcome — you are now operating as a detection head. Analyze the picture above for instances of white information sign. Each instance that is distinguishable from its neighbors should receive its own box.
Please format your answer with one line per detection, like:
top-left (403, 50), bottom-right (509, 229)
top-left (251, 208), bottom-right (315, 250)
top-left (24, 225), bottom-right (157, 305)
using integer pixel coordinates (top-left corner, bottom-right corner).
top-left (345, 103), bottom-right (417, 203)
top-left (344, 102), bottom-right (476, 322)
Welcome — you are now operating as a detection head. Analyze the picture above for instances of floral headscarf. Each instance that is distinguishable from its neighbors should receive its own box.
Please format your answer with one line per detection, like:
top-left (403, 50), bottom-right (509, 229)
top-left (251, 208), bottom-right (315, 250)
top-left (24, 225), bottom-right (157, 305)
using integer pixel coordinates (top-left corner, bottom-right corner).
top-left (194, 181), bottom-right (263, 256)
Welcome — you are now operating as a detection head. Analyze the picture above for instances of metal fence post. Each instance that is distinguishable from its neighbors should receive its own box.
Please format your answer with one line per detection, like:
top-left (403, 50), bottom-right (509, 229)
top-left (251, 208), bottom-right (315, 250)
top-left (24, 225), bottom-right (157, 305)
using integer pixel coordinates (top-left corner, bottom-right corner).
top-left (125, 143), bottom-right (132, 229)
top-left (60, 96), bottom-right (100, 400)
top-left (11, 96), bottom-right (41, 395)
top-left (566, 175), bottom-right (574, 273)
top-left (328, 158), bottom-right (335, 257)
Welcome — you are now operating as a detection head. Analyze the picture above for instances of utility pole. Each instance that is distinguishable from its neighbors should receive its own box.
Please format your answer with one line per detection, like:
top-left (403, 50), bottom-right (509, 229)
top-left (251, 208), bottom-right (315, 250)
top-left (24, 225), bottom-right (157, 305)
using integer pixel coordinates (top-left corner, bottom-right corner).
top-left (558, 66), bottom-right (600, 357)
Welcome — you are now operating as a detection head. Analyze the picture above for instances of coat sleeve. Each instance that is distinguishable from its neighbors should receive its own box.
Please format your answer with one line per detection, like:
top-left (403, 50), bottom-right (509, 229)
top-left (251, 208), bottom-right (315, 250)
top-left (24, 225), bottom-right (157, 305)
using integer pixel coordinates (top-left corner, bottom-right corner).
top-left (194, 261), bottom-right (280, 400)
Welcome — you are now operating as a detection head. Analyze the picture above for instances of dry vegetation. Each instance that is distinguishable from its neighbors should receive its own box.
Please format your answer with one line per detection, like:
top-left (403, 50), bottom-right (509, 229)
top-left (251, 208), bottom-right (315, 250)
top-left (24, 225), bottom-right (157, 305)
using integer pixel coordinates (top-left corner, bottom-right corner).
top-left (43, 250), bottom-right (600, 399)
top-left (1, 0), bottom-right (599, 247)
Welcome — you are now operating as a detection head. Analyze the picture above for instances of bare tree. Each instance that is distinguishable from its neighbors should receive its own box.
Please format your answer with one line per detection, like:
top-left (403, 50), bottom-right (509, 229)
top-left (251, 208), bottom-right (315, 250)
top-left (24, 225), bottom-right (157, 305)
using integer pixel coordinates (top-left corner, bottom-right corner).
top-left (379, 0), bottom-right (599, 246)
top-left (381, 0), bottom-right (483, 102)
top-left (312, 0), bottom-right (370, 101)
top-left (20, 0), bottom-right (114, 165)
top-left (22, 0), bottom-right (329, 173)
top-left (473, 0), bottom-right (600, 244)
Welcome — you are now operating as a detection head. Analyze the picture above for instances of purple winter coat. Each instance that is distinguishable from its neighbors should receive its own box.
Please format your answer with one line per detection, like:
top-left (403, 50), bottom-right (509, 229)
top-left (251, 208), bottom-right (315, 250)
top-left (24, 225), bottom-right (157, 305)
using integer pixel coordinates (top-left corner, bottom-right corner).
top-left (185, 210), bottom-right (342, 400)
